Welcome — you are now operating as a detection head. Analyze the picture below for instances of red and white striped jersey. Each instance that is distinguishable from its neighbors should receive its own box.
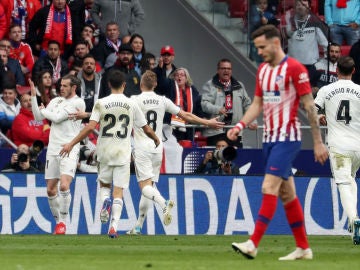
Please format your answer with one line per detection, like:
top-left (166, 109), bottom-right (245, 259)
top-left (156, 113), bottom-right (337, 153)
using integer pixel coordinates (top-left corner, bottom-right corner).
top-left (255, 56), bottom-right (312, 143)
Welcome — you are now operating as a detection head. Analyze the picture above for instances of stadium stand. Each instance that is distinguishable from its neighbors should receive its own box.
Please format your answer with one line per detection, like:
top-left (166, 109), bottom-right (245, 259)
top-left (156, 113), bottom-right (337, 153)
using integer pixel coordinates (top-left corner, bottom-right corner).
top-left (341, 45), bottom-right (351, 56)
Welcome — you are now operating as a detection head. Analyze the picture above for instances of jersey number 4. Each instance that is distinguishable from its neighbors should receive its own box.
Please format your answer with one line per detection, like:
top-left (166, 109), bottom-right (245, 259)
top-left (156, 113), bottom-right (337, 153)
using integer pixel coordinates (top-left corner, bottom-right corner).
top-left (336, 100), bottom-right (351, 125)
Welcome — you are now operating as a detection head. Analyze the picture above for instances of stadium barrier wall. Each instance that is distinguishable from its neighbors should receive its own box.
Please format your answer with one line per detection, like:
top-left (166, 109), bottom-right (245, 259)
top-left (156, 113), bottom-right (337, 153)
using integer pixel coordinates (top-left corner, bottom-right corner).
top-left (1, 173), bottom-right (357, 235)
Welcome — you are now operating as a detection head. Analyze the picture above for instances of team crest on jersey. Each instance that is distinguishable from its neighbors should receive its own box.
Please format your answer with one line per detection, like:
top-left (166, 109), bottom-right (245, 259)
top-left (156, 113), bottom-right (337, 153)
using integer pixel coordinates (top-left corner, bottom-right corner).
top-left (275, 75), bottom-right (284, 88)
top-left (57, 99), bottom-right (63, 105)
top-left (133, 77), bottom-right (138, 85)
top-left (298, 72), bottom-right (309, 84)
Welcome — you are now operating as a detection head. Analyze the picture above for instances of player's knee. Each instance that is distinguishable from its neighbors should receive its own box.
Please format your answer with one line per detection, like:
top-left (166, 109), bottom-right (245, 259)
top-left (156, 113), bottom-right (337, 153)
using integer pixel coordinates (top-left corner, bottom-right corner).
top-left (279, 190), bottom-right (296, 204)
top-left (337, 181), bottom-right (353, 191)
top-left (334, 174), bottom-right (354, 186)
top-left (261, 181), bottom-right (280, 195)
top-left (47, 186), bottom-right (57, 197)
top-left (99, 181), bottom-right (111, 188)
top-left (279, 182), bottom-right (296, 203)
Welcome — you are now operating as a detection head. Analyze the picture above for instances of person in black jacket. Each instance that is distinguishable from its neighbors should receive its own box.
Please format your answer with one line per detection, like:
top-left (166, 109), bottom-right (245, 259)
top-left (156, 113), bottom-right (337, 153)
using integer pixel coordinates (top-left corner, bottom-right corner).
top-left (28, 0), bottom-right (76, 58)
top-left (1, 144), bottom-right (43, 172)
top-left (194, 139), bottom-right (239, 175)
top-left (0, 57), bottom-right (5, 93)
top-left (153, 45), bottom-right (177, 82)
top-left (32, 40), bottom-right (69, 86)
top-left (99, 43), bottom-right (140, 98)
top-left (154, 66), bottom-right (204, 141)
top-left (349, 39), bottom-right (360, 85)
top-left (93, 22), bottom-right (122, 67)
top-left (0, 41), bottom-right (25, 86)
top-left (68, 0), bottom-right (86, 45)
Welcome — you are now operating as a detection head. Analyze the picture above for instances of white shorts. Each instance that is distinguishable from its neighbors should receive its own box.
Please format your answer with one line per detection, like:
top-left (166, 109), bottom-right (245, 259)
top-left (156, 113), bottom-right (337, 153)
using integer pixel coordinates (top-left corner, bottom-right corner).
top-left (133, 149), bottom-right (162, 183)
top-left (97, 163), bottom-right (130, 188)
top-left (45, 154), bottom-right (78, 180)
top-left (329, 147), bottom-right (360, 184)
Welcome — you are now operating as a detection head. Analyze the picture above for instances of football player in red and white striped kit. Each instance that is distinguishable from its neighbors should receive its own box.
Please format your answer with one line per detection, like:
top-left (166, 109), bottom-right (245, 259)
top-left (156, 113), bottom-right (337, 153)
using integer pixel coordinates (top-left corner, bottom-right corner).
top-left (228, 24), bottom-right (328, 261)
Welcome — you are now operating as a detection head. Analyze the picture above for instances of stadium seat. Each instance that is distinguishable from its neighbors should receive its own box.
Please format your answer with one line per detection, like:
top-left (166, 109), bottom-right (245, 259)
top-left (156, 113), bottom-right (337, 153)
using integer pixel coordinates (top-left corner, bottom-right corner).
top-left (194, 131), bottom-right (207, 147)
top-left (341, 45), bottom-right (351, 56)
top-left (226, 0), bottom-right (248, 18)
top-left (278, 0), bottom-right (294, 15)
top-left (16, 85), bottom-right (31, 95)
top-left (311, 0), bottom-right (318, 14)
top-left (179, 140), bottom-right (193, 148)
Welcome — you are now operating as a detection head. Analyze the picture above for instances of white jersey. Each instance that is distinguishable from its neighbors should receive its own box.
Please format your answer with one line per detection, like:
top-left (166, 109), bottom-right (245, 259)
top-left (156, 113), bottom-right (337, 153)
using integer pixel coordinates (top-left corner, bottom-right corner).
top-left (90, 93), bottom-right (147, 165)
top-left (31, 95), bottom-right (85, 155)
top-left (315, 79), bottom-right (360, 151)
top-left (131, 91), bottom-right (180, 153)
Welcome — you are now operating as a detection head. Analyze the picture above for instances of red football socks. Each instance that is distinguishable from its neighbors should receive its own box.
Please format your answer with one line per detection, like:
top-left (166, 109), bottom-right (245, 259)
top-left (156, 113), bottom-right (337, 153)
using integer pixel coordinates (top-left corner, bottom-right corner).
top-left (250, 194), bottom-right (278, 247)
top-left (284, 197), bottom-right (309, 249)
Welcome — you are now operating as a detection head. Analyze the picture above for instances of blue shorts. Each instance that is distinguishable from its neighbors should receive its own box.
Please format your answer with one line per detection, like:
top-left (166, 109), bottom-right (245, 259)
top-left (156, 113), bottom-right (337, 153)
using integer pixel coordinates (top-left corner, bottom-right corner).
top-left (263, 141), bottom-right (301, 180)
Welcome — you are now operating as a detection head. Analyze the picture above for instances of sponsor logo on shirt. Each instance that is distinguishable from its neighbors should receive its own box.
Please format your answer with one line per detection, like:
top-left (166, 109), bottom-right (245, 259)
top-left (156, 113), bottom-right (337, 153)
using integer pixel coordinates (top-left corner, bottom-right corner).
top-left (263, 90), bottom-right (281, 103)
top-left (298, 72), bottom-right (309, 84)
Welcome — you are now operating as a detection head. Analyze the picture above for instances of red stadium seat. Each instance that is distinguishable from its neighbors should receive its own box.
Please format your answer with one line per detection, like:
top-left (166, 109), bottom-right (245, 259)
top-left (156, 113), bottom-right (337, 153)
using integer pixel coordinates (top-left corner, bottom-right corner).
top-left (179, 140), bottom-right (193, 148)
top-left (341, 45), bottom-right (351, 56)
top-left (16, 85), bottom-right (31, 95)
top-left (227, 0), bottom-right (248, 18)
top-left (311, 0), bottom-right (318, 14)
top-left (278, 0), bottom-right (295, 14)
top-left (194, 131), bottom-right (207, 147)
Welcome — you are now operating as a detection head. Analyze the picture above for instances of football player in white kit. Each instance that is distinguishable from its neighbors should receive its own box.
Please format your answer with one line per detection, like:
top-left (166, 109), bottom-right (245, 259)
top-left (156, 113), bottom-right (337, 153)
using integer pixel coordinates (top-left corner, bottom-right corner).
top-left (315, 56), bottom-right (360, 245)
top-left (60, 70), bottom-right (160, 238)
top-left (126, 70), bottom-right (224, 235)
top-left (30, 74), bottom-right (86, 234)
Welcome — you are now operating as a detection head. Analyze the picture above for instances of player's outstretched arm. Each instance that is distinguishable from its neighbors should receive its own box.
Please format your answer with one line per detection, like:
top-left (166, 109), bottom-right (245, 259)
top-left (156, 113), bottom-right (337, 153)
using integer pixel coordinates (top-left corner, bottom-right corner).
top-left (177, 110), bottom-right (225, 129)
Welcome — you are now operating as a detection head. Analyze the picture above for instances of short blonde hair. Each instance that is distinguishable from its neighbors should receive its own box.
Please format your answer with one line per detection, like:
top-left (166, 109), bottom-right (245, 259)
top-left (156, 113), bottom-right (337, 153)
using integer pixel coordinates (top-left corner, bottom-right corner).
top-left (141, 70), bottom-right (157, 90)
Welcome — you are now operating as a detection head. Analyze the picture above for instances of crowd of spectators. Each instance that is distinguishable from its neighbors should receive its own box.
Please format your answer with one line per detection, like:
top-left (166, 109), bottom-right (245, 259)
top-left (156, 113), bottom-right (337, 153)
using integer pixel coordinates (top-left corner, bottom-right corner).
top-left (1, 0), bottom-right (360, 173)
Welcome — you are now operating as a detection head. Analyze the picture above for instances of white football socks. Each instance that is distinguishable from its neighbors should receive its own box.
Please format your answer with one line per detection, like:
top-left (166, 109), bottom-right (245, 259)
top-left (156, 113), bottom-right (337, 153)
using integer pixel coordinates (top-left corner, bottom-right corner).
top-left (338, 182), bottom-right (358, 222)
top-left (141, 185), bottom-right (166, 209)
top-left (59, 190), bottom-right (71, 223)
top-left (48, 194), bottom-right (60, 223)
top-left (136, 195), bottom-right (152, 228)
top-left (100, 186), bottom-right (111, 203)
top-left (110, 198), bottom-right (123, 231)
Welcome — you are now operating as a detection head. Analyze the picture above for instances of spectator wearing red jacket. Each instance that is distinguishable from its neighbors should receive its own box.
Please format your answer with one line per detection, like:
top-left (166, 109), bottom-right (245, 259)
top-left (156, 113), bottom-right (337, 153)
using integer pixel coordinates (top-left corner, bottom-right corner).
top-left (9, 24), bottom-right (35, 76)
top-left (1, 0), bottom-right (42, 40)
top-left (11, 93), bottom-right (50, 147)
top-left (28, 0), bottom-right (73, 57)
top-left (0, 1), bottom-right (7, 40)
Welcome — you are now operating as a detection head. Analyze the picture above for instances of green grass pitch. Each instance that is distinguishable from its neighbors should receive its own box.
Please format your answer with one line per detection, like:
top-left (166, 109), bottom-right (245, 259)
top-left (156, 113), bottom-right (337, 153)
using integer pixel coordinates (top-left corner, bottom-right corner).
top-left (0, 235), bottom-right (359, 270)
